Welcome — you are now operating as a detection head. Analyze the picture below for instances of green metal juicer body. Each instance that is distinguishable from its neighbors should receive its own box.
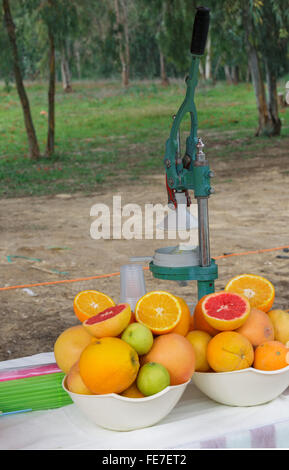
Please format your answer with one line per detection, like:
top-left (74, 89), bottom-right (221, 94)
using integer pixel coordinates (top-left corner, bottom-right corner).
top-left (149, 7), bottom-right (218, 300)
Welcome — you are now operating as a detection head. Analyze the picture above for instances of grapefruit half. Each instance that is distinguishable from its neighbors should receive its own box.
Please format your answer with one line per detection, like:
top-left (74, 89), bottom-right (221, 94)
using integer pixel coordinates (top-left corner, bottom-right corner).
top-left (201, 291), bottom-right (251, 331)
top-left (83, 303), bottom-right (131, 338)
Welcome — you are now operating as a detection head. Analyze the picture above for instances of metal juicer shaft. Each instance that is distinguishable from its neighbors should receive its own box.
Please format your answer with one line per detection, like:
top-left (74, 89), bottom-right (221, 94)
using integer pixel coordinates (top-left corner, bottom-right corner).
top-left (195, 138), bottom-right (211, 267)
top-left (198, 197), bottom-right (210, 267)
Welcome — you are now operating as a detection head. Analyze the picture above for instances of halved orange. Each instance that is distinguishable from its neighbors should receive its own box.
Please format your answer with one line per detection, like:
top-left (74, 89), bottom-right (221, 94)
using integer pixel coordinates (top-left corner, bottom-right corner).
top-left (135, 291), bottom-right (182, 335)
top-left (225, 274), bottom-right (275, 313)
top-left (73, 290), bottom-right (115, 323)
top-left (170, 296), bottom-right (191, 336)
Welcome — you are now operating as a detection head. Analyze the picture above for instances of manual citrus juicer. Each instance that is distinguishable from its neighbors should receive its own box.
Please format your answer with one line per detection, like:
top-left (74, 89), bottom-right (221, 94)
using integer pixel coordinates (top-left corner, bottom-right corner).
top-left (149, 6), bottom-right (218, 301)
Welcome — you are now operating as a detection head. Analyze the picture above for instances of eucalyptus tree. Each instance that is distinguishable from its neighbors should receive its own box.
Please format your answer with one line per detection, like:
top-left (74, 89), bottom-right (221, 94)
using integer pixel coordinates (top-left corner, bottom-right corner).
top-left (207, 0), bottom-right (288, 136)
top-left (2, 0), bottom-right (40, 160)
top-left (36, 0), bottom-right (78, 155)
top-left (241, 0), bottom-right (288, 136)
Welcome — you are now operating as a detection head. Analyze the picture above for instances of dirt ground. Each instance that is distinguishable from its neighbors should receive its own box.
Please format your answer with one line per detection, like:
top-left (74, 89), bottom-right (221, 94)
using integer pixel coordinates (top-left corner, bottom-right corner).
top-left (1, 143), bottom-right (289, 362)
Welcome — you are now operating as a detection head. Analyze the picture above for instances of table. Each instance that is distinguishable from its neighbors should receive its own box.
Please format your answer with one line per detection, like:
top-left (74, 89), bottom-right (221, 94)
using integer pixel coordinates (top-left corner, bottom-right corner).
top-left (1, 353), bottom-right (289, 450)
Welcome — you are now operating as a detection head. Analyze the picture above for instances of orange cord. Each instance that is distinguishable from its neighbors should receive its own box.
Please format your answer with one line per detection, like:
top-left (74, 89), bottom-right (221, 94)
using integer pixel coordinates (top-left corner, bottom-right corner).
top-left (214, 245), bottom-right (289, 260)
top-left (1, 245), bottom-right (289, 292)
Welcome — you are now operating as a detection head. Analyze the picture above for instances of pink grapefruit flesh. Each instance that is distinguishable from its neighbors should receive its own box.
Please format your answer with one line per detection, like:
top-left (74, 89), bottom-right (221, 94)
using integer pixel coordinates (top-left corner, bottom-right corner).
top-left (85, 304), bottom-right (125, 325)
top-left (202, 291), bottom-right (251, 331)
top-left (83, 303), bottom-right (131, 338)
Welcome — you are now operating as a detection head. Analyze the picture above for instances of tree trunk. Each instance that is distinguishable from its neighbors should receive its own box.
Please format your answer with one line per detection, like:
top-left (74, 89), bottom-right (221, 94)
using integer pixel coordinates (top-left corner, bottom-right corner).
top-left (74, 40), bottom-right (82, 80)
top-left (2, 0), bottom-right (40, 160)
top-left (46, 29), bottom-right (56, 156)
top-left (212, 55), bottom-right (221, 84)
top-left (248, 47), bottom-right (271, 136)
top-left (114, 0), bottom-right (130, 87)
top-left (205, 32), bottom-right (212, 80)
top-left (122, 0), bottom-right (130, 86)
top-left (199, 60), bottom-right (205, 80)
top-left (245, 64), bottom-right (251, 83)
top-left (159, 50), bottom-right (169, 86)
top-left (60, 45), bottom-right (72, 93)
top-left (231, 65), bottom-right (239, 85)
top-left (243, 5), bottom-right (275, 137)
top-left (265, 59), bottom-right (282, 136)
top-left (224, 65), bottom-right (233, 84)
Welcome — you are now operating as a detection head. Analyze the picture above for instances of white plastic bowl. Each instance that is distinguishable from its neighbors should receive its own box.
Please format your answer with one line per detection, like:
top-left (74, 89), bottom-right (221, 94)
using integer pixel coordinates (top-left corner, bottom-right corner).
top-left (192, 365), bottom-right (289, 406)
top-left (62, 377), bottom-right (189, 431)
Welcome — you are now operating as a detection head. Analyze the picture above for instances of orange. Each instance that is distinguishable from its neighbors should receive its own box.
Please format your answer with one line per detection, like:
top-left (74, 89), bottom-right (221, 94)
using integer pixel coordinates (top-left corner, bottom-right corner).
top-left (186, 330), bottom-right (212, 372)
top-left (189, 313), bottom-right (194, 331)
top-left (54, 325), bottom-right (93, 374)
top-left (225, 274), bottom-right (275, 313)
top-left (142, 333), bottom-right (195, 385)
top-left (135, 291), bottom-right (182, 334)
top-left (73, 290), bottom-right (115, 323)
top-left (66, 362), bottom-right (92, 395)
top-left (79, 337), bottom-right (139, 394)
top-left (207, 331), bottom-right (254, 372)
top-left (170, 297), bottom-right (191, 336)
top-left (236, 308), bottom-right (274, 347)
top-left (121, 382), bottom-right (144, 398)
top-left (268, 310), bottom-right (289, 345)
top-left (253, 340), bottom-right (289, 371)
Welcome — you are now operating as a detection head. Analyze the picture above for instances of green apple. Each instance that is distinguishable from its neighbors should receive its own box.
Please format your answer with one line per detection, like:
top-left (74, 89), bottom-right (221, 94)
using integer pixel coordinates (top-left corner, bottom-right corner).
top-left (121, 323), bottom-right (153, 355)
top-left (137, 362), bottom-right (170, 396)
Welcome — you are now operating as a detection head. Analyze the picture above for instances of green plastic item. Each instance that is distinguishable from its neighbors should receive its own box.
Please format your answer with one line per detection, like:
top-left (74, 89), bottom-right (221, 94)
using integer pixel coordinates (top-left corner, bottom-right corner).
top-left (164, 56), bottom-right (201, 192)
top-left (149, 260), bottom-right (218, 300)
top-left (0, 372), bottom-right (72, 414)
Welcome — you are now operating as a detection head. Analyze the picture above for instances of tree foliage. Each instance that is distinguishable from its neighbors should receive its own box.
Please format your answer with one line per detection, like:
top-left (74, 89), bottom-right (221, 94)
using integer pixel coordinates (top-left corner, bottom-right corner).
top-left (1, 0), bottom-right (288, 83)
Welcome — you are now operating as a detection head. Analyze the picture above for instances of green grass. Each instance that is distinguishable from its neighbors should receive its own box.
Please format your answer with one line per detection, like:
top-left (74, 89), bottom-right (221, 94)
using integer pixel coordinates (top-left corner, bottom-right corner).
top-left (0, 79), bottom-right (288, 197)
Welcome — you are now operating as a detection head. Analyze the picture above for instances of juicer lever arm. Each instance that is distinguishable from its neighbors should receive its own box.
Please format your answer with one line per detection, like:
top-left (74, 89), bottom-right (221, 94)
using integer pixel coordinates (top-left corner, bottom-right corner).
top-left (190, 6), bottom-right (210, 56)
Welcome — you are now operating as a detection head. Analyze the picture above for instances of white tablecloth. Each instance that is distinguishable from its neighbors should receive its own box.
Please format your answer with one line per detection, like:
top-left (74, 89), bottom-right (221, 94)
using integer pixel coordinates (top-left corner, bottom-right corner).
top-left (1, 353), bottom-right (289, 450)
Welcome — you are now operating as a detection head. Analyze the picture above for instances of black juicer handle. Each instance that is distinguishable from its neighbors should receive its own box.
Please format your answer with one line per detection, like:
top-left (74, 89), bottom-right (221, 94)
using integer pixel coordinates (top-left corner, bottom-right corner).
top-left (190, 6), bottom-right (210, 56)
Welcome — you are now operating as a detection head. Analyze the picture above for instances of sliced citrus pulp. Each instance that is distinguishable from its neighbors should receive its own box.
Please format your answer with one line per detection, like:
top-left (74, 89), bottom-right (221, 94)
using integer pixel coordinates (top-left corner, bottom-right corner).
top-left (135, 291), bottom-right (182, 334)
top-left (73, 290), bottom-right (115, 323)
top-left (83, 303), bottom-right (131, 337)
top-left (201, 291), bottom-right (251, 331)
top-left (225, 274), bottom-right (275, 313)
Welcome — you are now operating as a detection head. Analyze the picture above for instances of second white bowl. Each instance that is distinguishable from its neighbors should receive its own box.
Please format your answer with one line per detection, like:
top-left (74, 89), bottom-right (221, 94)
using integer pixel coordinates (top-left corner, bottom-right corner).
top-left (192, 365), bottom-right (289, 406)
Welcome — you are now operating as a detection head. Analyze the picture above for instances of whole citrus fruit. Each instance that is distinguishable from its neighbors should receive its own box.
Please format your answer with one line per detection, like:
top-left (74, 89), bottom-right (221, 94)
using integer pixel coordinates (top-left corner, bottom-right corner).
top-left (79, 337), bottom-right (139, 394)
top-left (54, 325), bottom-right (93, 374)
top-left (137, 362), bottom-right (170, 396)
top-left (186, 330), bottom-right (212, 372)
top-left (121, 322), bottom-right (153, 355)
top-left (268, 310), bottom-right (289, 345)
top-left (207, 331), bottom-right (254, 372)
top-left (121, 382), bottom-right (144, 398)
top-left (142, 333), bottom-right (195, 385)
top-left (66, 362), bottom-right (92, 395)
top-left (236, 308), bottom-right (274, 347)
top-left (253, 340), bottom-right (289, 371)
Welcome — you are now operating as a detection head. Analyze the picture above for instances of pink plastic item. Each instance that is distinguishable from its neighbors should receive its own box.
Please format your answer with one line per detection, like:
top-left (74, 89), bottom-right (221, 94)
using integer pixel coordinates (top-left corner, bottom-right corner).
top-left (0, 363), bottom-right (62, 382)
